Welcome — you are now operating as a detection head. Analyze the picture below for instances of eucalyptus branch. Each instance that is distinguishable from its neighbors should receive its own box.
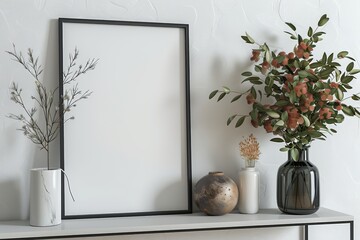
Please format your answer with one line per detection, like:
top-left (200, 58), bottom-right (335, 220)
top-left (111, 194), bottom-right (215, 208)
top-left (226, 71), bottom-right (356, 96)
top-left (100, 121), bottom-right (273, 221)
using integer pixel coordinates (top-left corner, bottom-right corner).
top-left (10, 82), bottom-right (47, 142)
top-left (63, 49), bottom-right (98, 86)
top-left (62, 48), bottom-right (80, 84)
top-left (7, 45), bottom-right (39, 81)
top-left (7, 46), bottom-right (97, 169)
top-left (8, 113), bottom-right (46, 149)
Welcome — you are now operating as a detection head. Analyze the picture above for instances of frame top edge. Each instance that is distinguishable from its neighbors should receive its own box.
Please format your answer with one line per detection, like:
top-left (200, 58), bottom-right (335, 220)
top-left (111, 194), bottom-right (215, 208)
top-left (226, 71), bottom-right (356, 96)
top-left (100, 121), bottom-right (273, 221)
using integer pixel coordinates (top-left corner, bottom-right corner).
top-left (58, 18), bottom-right (189, 29)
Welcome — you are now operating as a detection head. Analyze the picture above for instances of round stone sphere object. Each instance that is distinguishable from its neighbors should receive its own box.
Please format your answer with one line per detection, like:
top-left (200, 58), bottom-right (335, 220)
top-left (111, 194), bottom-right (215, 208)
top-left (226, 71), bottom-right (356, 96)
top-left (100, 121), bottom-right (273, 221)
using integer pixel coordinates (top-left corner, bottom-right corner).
top-left (194, 172), bottom-right (239, 216)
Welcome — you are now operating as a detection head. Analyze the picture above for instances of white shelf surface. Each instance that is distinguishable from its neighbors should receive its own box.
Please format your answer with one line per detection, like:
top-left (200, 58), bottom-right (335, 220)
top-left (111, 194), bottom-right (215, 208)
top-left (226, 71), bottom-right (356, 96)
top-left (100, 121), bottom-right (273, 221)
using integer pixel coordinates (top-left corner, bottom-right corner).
top-left (0, 208), bottom-right (353, 239)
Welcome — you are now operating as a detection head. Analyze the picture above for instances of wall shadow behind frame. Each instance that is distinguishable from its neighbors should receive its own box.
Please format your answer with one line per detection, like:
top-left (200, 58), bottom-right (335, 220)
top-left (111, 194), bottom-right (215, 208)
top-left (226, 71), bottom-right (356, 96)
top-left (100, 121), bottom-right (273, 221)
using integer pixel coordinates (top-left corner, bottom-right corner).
top-left (59, 18), bottom-right (192, 219)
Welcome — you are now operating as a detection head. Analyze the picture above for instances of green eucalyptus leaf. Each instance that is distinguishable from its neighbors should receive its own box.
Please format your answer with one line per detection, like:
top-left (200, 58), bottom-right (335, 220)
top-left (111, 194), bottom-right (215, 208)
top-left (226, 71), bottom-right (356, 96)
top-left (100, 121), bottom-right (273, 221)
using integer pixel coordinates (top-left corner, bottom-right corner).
top-left (350, 69), bottom-right (360, 75)
top-left (300, 114), bottom-right (310, 127)
top-left (250, 109), bottom-right (258, 121)
top-left (251, 87), bottom-right (257, 99)
top-left (223, 86), bottom-right (230, 93)
top-left (351, 94), bottom-right (360, 101)
top-left (310, 61), bottom-right (324, 68)
top-left (335, 114), bottom-right (345, 123)
top-left (342, 105), bottom-right (355, 116)
top-left (298, 34), bottom-right (303, 44)
top-left (342, 83), bottom-right (352, 90)
top-left (341, 76), bottom-right (354, 84)
top-left (291, 148), bottom-right (299, 161)
top-left (275, 55), bottom-right (285, 63)
top-left (243, 76), bottom-right (260, 83)
top-left (270, 137), bottom-right (284, 143)
top-left (300, 60), bottom-right (309, 69)
top-left (266, 111), bottom-right (280, 119)
top-left (246, 32), bottom-right (255, 44)
top-left (321, 53), bottom-right (327, 64)
top-left (231, 94), bottom-right (242, 102)
top-left (327, 53), bottom-right (334, 64)
top-left (307, 27), bottom-right (313, 37)
top-left (209, 90), bottom-right (218, 99)
top-left (313, 31), bottom-right (326, 37)
top-left (235, 116), bottom-right (246, 128)
top-left (265, 51), bottom-right (271, 63)
top-left (307, 72), bottom-right (319, 81)
top-left (271, 68), bottom-right (282, 76)
top-left (289, 91), bottom-right (297, 104)
top-left (296, 142), bottom-right (304, 149)
top-left (330, 62), bottom-right (341, 67)
top-left (300, 138), bottom-right (309, 145)
top-left (325, 119), bottom-right (337, 124)
top-left (284, 31), bottom-right (298, 40)
top-left (241, 71), bottom-right (253, 76)
top-left (250, 79), bottom-right (263, 85)
top-left (227, 114), bottom-right (237, 126)
top-left (275, 120), bottom-right (285, 126)
top-left (298, 70), bottom-right (308, 78)
top-left (258, 90), bottom-right (263, 101)
top-left (265, 86), bottom-right (272, 95)
top-left (285, 22), bottom-right (296, 31)
top-left (336, 88), bottom-right (344, 101)
top-left (284, 65), bottom-right (294, 74)
top-left (330, 128), bottom-right (337, 133)
top-left (281, 111), bottom-right (288, 122)
top-left (276, 100), bottom-right (289, 106)
top-left (241, 35), bottom-right (252, 44)
top-left (346, 62), bottom-right (354, 72)
top-left (280, 147), bottom-right (289, 152)
top-left (354, 108), bottom-right (360, 118)
top-left (217, 92), bottom-right (226, 101)
top-left (335, 69), bottom-right (341, 81)
top-left (308, 131), bottom-right (323, 138)
top-left (318, 14), bottom-right (329, 27)
top-left (294, 59), bottom-right (300, 69)
top-left (268, 77), bottom-right (274, 88)
top-left (337, 51), bottom-right (348, 59)
top-left (319, 67), bottom-right (334, 78)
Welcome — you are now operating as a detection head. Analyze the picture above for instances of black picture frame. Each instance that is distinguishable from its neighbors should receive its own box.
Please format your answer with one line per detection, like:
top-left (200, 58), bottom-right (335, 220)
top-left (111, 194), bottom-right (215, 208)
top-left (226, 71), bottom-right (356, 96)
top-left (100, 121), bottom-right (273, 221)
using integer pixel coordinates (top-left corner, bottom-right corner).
top-left (59, 18), bottom-right (192, 219)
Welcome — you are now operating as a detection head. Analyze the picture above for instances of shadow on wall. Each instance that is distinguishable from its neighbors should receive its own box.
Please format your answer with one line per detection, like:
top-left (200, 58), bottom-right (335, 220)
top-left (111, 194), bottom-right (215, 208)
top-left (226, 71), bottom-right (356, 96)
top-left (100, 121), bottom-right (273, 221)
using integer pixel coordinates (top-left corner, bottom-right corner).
top-left (44, 19), bottom-right (58, 93)
top-left (43, 18), bottom-right (61, 169)
top-left (16, 19), bottom-right (60, 170)
top-left (0, 179), bottom-right (22, 220)
top-left (197, 56), bottom-right (253, 173)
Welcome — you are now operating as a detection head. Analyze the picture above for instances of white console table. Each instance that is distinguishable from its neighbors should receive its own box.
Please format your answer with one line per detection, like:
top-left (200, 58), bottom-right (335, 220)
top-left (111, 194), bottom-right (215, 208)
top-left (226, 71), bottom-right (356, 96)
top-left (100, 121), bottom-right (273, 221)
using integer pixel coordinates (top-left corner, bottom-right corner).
top-left (0, 208), bottom-right (353, 240)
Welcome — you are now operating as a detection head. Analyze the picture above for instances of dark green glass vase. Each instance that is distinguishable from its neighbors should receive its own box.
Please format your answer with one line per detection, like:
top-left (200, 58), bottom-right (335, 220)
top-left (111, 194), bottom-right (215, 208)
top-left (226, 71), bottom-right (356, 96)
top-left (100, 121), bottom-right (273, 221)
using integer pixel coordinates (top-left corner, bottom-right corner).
top-left (277, 147), bottom-right (319, 214)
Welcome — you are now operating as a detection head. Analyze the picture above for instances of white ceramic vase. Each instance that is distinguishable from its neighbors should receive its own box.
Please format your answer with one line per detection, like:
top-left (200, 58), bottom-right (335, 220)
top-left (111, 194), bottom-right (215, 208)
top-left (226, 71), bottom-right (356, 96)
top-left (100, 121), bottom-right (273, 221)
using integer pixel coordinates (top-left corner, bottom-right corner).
top-left (30, 168), bottom-right (61, 226)
top-left (238, 166), bottom-right (259, 214)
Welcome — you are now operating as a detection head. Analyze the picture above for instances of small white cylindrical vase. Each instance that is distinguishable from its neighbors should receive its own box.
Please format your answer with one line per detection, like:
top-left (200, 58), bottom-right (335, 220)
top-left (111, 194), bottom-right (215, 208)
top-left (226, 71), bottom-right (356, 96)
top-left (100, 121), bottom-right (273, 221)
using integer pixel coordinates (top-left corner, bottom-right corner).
top-left (238, 167), bottom-right (259, 214)
top-left (30, 168), bottom-right (61, 226)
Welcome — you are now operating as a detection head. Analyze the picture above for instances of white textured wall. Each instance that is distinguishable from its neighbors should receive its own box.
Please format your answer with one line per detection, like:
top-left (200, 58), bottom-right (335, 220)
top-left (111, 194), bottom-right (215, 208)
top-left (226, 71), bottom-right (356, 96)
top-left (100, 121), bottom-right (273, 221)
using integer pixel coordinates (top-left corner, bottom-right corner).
top-left (0, 0), bottom-right (359, 239)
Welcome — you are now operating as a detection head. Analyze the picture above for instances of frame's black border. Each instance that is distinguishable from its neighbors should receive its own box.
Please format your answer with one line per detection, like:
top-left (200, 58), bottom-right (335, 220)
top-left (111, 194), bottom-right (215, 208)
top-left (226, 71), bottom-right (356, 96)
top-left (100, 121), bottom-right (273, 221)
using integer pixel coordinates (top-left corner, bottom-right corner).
top-left (59, 18), bottom-right (192, 219)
